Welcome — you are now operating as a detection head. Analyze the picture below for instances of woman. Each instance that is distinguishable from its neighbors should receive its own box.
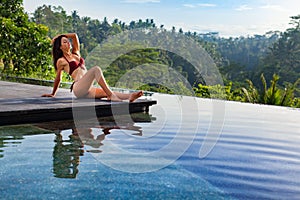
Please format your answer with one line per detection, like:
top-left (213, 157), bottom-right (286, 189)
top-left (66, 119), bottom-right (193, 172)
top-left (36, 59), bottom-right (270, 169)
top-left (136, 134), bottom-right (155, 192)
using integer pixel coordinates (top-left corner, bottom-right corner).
top-left (42, 33), bottom-right (143, 102)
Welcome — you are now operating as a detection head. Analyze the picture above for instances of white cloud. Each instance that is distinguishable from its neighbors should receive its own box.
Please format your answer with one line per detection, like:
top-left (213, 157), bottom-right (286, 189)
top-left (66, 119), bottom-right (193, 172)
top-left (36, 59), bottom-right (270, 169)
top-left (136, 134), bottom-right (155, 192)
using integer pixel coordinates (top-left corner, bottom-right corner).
top-left (260, 4), bottom-right (287, 12)
top-left (197, 3), bottom-right (216, 7)
top-left (121, 0), bottom-right (160, 3)
top-left (183, 4), bottom-right (196, 8)
top-left (235, 5), bottom-right (253, 11)
top-left (183, 3), bottom-right (216, 8)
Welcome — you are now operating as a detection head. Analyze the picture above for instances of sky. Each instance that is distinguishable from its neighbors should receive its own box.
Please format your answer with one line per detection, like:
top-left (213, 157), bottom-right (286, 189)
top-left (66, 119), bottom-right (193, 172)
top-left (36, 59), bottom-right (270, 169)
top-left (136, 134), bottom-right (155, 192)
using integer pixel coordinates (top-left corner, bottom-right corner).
top-left (23, 0), bottom-right (300, 38)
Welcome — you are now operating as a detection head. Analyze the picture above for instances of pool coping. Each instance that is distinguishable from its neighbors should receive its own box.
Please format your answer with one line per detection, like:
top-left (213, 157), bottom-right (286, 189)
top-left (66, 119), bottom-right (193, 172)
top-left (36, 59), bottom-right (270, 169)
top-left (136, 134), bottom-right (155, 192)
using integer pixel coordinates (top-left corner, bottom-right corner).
top-left (0, 81), bottom-right (157, 126)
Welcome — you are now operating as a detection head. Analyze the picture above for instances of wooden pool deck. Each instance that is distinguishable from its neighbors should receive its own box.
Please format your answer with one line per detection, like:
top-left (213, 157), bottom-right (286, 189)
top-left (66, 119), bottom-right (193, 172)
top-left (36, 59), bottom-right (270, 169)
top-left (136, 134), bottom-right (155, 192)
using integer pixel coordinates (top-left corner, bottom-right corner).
top-left (0, 81), bottom-right (157, 126)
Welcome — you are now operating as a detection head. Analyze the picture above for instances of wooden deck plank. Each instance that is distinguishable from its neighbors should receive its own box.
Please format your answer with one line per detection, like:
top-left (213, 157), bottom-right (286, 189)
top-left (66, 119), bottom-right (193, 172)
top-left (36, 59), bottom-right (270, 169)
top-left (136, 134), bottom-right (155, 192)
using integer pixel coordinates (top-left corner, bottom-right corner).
top-left (0, 81), bottom-right (156, 126)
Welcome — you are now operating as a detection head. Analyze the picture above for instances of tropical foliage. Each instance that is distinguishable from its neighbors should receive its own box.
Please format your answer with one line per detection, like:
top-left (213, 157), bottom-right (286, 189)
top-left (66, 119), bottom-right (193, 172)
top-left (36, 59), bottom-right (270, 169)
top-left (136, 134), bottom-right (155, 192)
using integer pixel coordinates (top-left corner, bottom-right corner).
top-left (242, 73), bottom-right (300, 107)
top-left (1, 2), bottom-right (299, 107)
top-left (0, 0), bottom-right (53, 79)
top-left (257, 16), bottom-right (300, 88)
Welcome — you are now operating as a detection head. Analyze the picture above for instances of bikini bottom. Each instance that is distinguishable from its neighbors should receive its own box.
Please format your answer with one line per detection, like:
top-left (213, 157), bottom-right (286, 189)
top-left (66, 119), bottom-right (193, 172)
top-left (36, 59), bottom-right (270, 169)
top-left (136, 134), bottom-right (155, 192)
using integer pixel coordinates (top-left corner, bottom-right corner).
top-left (70, 81), bottom-right (77, 92)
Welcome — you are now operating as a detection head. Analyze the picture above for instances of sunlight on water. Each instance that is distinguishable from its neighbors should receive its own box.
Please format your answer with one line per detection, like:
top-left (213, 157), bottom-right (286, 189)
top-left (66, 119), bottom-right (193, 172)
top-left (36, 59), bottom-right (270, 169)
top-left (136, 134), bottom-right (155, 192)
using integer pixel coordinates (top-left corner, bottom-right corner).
top-left (0, 93), bottom-right (299, 199)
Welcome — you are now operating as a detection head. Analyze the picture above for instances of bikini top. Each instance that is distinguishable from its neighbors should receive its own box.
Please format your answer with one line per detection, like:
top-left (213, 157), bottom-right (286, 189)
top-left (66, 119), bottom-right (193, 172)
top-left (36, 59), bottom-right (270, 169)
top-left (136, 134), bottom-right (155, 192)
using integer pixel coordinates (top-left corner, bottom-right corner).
top-left (63, 54), bottom-right (86, 75)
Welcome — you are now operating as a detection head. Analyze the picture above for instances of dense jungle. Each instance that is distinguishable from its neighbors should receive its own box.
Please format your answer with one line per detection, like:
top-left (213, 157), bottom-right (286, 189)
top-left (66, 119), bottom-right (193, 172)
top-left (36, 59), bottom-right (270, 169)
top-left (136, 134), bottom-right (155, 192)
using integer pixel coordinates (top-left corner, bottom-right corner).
top-left (1, 0), bottom-right (299, 107)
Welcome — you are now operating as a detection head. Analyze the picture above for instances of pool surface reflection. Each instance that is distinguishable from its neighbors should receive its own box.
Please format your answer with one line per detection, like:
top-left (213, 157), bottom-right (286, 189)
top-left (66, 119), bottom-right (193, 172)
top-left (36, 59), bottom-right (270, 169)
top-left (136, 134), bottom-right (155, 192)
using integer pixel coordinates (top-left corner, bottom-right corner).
top-left (0, 93), bottom-right (300, 199)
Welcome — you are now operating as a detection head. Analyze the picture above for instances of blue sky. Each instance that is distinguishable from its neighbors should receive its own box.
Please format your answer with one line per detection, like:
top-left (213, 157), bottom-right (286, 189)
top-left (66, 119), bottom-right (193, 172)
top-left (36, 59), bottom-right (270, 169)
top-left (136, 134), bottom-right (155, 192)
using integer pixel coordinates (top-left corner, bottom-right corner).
top-left (23, 0), bottom-right (300, 37)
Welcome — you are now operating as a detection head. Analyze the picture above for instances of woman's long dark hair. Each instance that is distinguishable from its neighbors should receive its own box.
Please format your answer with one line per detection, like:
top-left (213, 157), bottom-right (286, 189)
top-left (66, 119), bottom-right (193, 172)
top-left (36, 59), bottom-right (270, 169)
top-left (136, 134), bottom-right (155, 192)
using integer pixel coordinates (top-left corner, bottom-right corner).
top-left (52, 35), bottom-right (67, 70)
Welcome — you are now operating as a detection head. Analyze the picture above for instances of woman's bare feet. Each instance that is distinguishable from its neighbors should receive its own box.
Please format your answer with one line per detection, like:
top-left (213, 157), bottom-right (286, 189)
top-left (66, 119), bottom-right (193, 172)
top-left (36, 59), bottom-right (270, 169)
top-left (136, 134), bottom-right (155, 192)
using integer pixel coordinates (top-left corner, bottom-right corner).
top-left (107, 91), bottom-right (143, 102)
top-left (129, 91), bottom-right (144, 102)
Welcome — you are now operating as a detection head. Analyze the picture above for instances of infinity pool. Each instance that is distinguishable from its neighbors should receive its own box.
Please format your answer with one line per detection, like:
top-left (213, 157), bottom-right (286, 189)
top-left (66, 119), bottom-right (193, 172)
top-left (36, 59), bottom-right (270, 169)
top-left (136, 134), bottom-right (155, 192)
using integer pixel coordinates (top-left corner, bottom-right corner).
top-left (0, 93), bottom-right (299, 199)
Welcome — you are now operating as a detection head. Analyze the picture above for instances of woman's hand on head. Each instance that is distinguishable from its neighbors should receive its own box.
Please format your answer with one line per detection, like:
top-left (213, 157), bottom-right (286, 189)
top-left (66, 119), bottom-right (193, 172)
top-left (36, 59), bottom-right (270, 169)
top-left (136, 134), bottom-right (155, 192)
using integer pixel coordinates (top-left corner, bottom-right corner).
top-left (51, 36), bottom-right (59, 45)
top-left (51, 34), bottom-right (63, 45)
top-left (51, 38), bottom-right (55, 45)
top-left (41, 94), bottom-right (55, 97)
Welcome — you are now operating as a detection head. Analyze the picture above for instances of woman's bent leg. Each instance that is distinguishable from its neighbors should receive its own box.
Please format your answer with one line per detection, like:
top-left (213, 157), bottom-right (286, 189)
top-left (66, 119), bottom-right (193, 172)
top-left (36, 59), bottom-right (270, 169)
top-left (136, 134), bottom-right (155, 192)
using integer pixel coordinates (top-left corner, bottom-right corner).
top-left (85, 87), bottom-right (107, 99)
top-left (73, 66), bottom-right (121, 101)
top-left (73, 66), bottom-right (143, 101)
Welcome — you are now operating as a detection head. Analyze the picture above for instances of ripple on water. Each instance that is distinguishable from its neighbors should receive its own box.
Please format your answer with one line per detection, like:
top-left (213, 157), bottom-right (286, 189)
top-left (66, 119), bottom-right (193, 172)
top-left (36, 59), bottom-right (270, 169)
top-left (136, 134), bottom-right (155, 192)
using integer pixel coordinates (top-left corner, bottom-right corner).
top-left (177, 99), bottom-right (300, 199)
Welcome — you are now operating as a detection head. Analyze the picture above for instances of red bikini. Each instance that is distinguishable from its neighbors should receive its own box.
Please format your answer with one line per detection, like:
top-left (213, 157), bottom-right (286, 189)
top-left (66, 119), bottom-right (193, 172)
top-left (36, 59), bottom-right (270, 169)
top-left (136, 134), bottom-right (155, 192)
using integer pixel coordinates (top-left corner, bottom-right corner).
top-left (63, 54), bottom-right (86, 75)
top-left (63, 53), bottom-right (86, 92)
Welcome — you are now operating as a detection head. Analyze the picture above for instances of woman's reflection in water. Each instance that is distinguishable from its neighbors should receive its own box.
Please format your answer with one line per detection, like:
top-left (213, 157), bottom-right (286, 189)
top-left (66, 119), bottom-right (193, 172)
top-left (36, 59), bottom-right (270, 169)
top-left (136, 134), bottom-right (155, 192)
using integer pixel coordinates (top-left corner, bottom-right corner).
top-left (52, 123), bottom-right (142, 178)
top-left (53, 132), bottom-right (84, 178)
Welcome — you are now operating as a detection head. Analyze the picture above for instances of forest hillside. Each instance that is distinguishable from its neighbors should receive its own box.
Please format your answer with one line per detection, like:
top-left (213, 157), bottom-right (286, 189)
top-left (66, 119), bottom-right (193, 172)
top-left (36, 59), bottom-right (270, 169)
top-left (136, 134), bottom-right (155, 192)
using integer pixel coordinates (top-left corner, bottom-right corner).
top-left (1, 1), bottom-right (299, 107)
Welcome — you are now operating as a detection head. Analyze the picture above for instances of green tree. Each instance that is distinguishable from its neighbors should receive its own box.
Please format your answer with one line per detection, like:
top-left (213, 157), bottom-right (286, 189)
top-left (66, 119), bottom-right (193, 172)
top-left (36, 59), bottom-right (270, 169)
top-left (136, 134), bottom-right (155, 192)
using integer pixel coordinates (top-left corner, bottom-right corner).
top-left (259, 15), bottom-right (300, 86)
top-left (32, 5), bottom-right (72, 37)
top-left (242, 73), bottom-right (300, 107)
top-left (0, 0), bottom-right (52, 79)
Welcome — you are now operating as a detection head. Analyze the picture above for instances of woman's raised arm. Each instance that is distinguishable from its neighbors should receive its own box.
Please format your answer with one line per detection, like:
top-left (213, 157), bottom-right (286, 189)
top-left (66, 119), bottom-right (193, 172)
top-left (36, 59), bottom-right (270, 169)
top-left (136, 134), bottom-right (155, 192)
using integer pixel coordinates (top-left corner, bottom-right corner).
top-left (65, 33), bottom-right (80, 55)
top-left (51, 33), bottom-right (80, 55)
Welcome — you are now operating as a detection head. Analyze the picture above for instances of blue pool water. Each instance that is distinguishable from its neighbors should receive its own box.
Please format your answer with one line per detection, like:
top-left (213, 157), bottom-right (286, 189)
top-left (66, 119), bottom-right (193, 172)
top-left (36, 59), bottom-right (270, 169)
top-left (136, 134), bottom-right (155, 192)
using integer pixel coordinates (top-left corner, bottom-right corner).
top-left (0, 93), bottom-right (299, 199)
